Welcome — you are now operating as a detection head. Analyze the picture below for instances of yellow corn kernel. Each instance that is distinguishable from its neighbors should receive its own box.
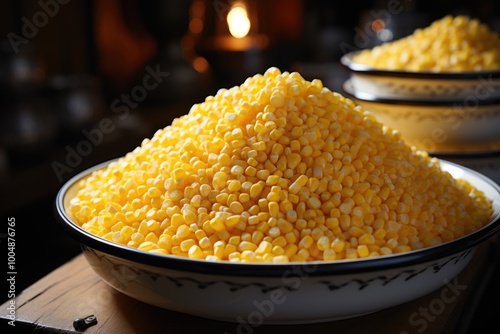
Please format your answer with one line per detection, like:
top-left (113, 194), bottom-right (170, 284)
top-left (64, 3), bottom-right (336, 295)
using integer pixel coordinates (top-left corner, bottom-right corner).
top-left (386, 238), bottom-right (398, 249)
top-left (268, 226), bottom-right (281, 238)
top-left (394, 245), bottom-right (412, 253)
top-left (176, 225), bottom-right (191, 239)
top-left (272, 255), bottom-right (289, 263)
top-left (209, 217), bottom-right (225, 232)
top-left (272, 245), bottom-right (285, 256)
top-left (188, 245), bottom-right (204, 259)
top-left (283, 244), bottom-right (298, 258)
top-left (198, 237), bottom-right (212, 249)
top-left (228, 235), bottom-right (240, 245)
top-left (247, 215), bottom-right (259, 225)
top-left (299, 235), bottom-right (314, 249)
top-left (239, 241), bottom-right (258, 252)
top-left (286, 210), bottom-right (298, 223)
top-left (240, 250), bottom-right (256, 262)
top-left (138, 241), bottom-right (157, 252)
top-left (358, 233), bottom-right (375, 245)
top-left (317, 236), bottom-right (330, 251)
top-left (251, 230), bottom-right (264, 244)
top-left (331, 238), bottom-right (345, 253)
top-left (272, 236), bottom-right (287, 248)
top-left (275, 219), bottom-right (292, 233)
top-left (228, 255), bottom-right (241, 262)
top-left (357, 245), bottom-right (370, 258)
top-left (145, 232), bottom-right (158, 243)
top-left (180, 239), bottom-right (196, 252)
top-left (250, 183), bottom-right (263, 198)
top-left (323, 249), bottom-right (336, 261)
top-left (254, 240), bottom-right (272, 254)
top-left (229, 201), bottom-right (244, 214)
top-left (346, 248), bottom-right (358, 259)
top-left (193, 229), bottom-right (205, 240)
top-left (264, 201), bottom-right (278, 217)
top-left (284, 232), bottom-right (297, 244)
top-left (289, 175), bottom-right (308, 194)
top-left (226, 215), bottom-right (241, 228)
top-left (157, 235), bottom-right (172, 250)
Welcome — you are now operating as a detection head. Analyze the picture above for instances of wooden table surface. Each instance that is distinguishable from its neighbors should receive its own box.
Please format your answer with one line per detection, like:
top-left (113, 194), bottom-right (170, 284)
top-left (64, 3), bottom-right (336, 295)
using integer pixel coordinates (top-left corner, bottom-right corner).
top-left (1, 236), bottom-right (498, 334)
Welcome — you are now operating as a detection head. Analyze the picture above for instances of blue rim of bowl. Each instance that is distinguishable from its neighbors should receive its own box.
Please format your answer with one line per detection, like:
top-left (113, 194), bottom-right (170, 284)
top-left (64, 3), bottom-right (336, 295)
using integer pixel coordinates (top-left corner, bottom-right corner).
top-left (342, 79), bottom-right (500, 106)
top-left (341, 51), bottom-right (500, 79)
top-left (54, 159), bottom-right (500, 277)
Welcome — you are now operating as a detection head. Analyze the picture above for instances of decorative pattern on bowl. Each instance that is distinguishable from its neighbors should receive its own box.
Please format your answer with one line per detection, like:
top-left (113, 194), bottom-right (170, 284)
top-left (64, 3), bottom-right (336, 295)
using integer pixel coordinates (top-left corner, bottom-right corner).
top-left (80, 244), bottom-right (475, 324)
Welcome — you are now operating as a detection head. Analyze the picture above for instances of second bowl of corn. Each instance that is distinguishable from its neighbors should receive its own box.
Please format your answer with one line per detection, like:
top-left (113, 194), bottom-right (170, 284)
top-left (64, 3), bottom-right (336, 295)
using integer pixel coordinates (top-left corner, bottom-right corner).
top-left (341, 15), bottom-right (500, 153)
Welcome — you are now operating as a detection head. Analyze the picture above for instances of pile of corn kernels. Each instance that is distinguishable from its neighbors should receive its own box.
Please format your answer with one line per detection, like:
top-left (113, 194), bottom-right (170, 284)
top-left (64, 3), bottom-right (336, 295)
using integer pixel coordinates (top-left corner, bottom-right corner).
top-left (68, 68), bottom-right (493, 263)
top-left (353, 15), bottom-right (500, 71)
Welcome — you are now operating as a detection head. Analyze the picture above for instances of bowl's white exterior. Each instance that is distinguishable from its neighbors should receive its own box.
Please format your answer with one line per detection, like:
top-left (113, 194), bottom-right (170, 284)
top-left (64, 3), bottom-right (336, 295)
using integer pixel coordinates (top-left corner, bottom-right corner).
top-left (349, 73), bottom-right (500, 101)
top-left (81, 245), bottom-right (475, 324)
top-left (347, 94), bottom-right (500, 153)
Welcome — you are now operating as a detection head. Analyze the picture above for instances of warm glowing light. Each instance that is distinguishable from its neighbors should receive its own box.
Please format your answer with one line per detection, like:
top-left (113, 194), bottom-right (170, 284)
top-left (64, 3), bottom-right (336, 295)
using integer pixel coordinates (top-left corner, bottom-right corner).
top-left (371, 19), bottom-right (385, 33)
top-left (189, 18), bottom-right (203, 34)
top-left (227, 3), bottom-right (251, 38)
top-left (192, 56), bottom-right (209, 73)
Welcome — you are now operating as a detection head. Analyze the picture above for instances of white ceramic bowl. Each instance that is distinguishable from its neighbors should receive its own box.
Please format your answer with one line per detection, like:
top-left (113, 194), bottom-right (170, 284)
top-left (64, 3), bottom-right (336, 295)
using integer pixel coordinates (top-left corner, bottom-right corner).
top-left (54, 159), bottom-right (500, 324)
top-left (343, 79), bottom-right (500, 153)
top-left (340, 51), bottom-right (500, 102)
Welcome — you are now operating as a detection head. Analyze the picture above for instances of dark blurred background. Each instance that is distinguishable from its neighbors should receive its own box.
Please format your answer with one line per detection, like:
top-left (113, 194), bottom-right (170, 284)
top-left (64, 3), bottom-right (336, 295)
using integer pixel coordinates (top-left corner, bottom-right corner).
top-left (0, 0), bottom-right (499, 331)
